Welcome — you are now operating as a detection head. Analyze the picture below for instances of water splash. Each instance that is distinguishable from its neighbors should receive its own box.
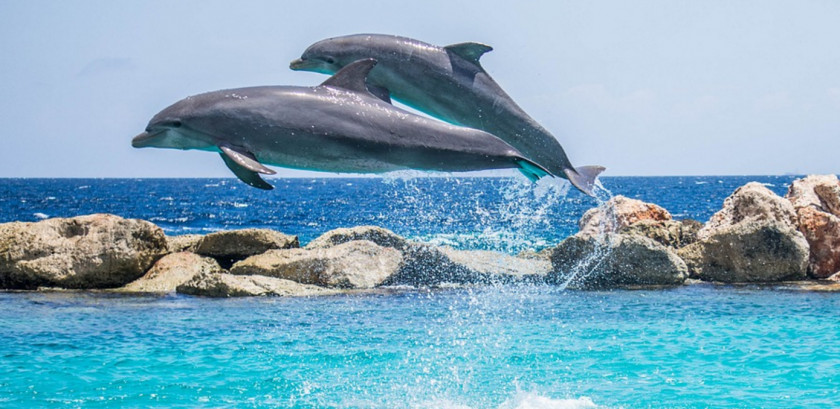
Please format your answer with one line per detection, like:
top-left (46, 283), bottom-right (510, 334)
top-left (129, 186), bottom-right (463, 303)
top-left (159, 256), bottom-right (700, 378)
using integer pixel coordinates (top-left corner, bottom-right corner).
top-left (556, 180), bottom-right (617, 290)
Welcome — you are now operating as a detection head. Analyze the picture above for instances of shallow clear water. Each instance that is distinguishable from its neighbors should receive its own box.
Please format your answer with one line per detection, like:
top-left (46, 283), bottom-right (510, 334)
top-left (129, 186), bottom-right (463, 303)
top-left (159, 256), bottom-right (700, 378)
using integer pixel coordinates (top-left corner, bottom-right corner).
top-left (2, 286), bottom-right (839, 408)
top-left (2, 176), bottom-right (838, 408)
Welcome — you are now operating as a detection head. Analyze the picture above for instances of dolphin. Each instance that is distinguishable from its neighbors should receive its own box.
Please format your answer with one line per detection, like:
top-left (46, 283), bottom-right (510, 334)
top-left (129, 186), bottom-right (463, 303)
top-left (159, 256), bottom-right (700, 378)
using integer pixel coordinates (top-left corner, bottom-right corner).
top-left (290, 34), bottom-right (605, 196)
top-left (132, 59), bottom-right (554, 190)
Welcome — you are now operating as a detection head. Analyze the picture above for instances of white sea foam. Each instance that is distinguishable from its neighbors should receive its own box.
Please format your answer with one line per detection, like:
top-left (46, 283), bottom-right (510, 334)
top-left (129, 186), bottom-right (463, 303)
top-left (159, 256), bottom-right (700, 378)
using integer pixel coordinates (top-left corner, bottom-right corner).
top-left (33, 212), bottom-right (49, 219)
top-left (415, 393), bottom-right (602, 409)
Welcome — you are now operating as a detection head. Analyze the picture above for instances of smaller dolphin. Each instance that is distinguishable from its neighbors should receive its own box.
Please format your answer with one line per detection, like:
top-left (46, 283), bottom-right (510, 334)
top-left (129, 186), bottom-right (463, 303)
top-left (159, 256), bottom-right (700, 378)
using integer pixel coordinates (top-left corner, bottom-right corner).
top-left (291, 34), bottom-right (605, 196)
top-left (133, 59), bottom-right (553, 189)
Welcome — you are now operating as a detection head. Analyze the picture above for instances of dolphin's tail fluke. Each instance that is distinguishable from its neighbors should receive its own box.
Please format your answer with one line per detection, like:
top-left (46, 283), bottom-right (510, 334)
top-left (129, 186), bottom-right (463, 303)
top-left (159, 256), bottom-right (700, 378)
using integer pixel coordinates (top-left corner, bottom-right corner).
top-left (515, 158), bottom-right (551, 183)
top-left (564, 165), bottom-right (606, 197)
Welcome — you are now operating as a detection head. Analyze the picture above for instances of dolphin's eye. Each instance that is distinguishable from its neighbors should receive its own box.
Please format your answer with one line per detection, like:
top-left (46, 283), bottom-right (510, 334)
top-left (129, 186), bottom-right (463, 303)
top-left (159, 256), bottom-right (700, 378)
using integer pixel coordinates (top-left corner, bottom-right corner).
top-left (324, 57), bottom-right (336, 65)
top-left (172, 121), bottom-right (182, 128)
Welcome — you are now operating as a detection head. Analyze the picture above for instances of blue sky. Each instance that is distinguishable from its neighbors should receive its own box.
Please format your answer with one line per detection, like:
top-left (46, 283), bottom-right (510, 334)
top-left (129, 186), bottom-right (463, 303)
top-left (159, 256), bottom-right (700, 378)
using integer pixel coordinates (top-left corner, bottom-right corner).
top-left (0, 0), bottom-right (838, 177)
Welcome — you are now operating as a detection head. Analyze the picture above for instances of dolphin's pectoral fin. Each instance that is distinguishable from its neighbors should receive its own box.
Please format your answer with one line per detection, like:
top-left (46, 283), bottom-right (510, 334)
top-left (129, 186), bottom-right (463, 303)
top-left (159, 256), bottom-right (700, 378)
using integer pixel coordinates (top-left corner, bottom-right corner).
top-left (444, 42), bottom-right (493, 65)
top-left (367, 84), bottom-right (392, 104)
top-left (219, 144), bottom-right (276, 175)
top-left (320, 59), bottom-right (379, 97)
top-left (218, 144), bottom-right (276, 190)
top-left (219, 152), bottom-right (274, 190)
top-left (563, 166), bottom-right (606, 197)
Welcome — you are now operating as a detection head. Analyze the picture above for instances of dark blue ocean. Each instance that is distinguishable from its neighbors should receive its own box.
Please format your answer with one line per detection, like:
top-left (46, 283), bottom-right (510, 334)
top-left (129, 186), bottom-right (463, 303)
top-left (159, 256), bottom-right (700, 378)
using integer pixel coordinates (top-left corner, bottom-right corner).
top-left (2, 176), bottom-right (839, 409)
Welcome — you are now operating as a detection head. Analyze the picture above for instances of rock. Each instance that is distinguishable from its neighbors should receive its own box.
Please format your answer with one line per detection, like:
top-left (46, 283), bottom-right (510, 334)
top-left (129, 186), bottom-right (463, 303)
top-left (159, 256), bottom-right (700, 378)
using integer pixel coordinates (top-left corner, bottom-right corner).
top-left (193, 229), bottom-right (299, 267)
top-left (545, 234), bottom-right (688, 289)
top-left (0, 214), bottom-right (167, 289)
top-left (176, 271), bottom-right (337, 297)
top-left (166, 234), bottom-right (203, 253)
top-left (828, 272), bottom-right (840, 282)
top-left (577, 196), bottom-right (671, 238)
top-left (698, 182), bottom-right (798, 240)
top-left (230, 240), bottom-right (402, 289)
top-left (438, 247), bottom-right (551, 282)
top-left (119, 252), bottom-right (223, 293)
top-left (619, 219), bottom-right (702, 249)
top-left (786, 175), bottom-right (840, 278)
top-left (678, 183), bottom-right (809, 282)
top-left (306, 225), bottom-right (408, 250)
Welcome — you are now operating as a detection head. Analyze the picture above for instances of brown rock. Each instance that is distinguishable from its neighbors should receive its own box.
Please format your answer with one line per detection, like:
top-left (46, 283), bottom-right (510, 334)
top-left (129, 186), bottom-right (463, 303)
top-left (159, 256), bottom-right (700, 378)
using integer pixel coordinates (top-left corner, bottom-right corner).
top-left (230, 240), bottom-right (402, 289)
top-left (176, 271), bottom-right (337, 297)
top-left (119, 252), bottom-right (223, 293)
top-left (786, 175), bottom-right (840, 278)
top-left (0, 214), bottom-right (167, 289)
top-left (577, 196), bottom-right (671, 238)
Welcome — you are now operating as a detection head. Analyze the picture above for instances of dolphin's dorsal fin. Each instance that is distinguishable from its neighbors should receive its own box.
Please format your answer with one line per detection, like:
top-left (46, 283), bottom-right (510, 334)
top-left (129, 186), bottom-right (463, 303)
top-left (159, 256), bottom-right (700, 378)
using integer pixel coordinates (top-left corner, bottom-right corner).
top-left (320, 58), bottom-right (378, 95)
top-left (219, 144), bottom-right (276, 190)
top-left (444, 42), bottom-right (493, 65)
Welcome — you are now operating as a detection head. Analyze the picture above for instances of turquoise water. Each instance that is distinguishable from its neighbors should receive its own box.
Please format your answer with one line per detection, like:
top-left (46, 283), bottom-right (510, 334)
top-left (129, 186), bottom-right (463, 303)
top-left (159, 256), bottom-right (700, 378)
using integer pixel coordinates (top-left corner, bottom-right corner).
top-left (2, 285), bottom-right (838, 408)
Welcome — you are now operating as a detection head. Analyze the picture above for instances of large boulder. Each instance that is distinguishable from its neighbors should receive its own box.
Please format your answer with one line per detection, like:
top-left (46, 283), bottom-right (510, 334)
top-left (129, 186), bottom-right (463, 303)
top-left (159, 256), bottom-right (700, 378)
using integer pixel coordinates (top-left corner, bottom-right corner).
top-left (679, 183), bottom-right (809, 282)
top-left (119, 252), bottom-right (223, 293)
top-left (786, 175), bottom-right (840, 278)
top-left (193, 229), bottom-right (299, 267)
top-left (230, 240), bottom-right (402, 289)
top-left (176, 271), bottom-right (337, 297)
top-left (577, 196), bottom-right (672, 238)
top-left (306, 226), bottom-right (408, 250)
top-left (0, 214), bottom-right (167, 289)
top-left (545, 234), bottom-right (688, 289)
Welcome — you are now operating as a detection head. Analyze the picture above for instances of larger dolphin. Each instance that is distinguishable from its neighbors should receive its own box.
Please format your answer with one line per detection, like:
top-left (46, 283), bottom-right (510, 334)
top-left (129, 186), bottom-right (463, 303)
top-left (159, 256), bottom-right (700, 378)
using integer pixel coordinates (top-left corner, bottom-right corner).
top-left (132, 59), bottom-right (553, 190)
top-left (290, 34), bottom-right (605, 196)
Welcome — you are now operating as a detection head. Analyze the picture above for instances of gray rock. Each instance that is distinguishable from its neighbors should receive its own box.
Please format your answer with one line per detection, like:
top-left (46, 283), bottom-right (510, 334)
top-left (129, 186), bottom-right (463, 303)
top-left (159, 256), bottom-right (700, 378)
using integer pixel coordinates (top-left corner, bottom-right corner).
top-left (0, 214), bottom-right (167, 289)
top-left (698, 182), bottom-right (798, 240)
top-left (176, 271), bottom-right (337, 297)
top-left (119, 252), bottom-right (223, 293)
top-left (306, 226), bottom-right (408, 250)
top-left (382, 243), bottom-right (489, 287)
top-left (230, 240), bottom-right (402, 289)
top-left (438, 247), bottom-right (550, 282)
top-left (193, 229), bottom-right (299, 266)
top-left (577, 195), bottom-right (672, 238)
top-left (545, 234), bottom-right (688, 289)
top-left (166, 234), bottom-right (203, 253)
top-left (679, 182), bottom-right (809, 282)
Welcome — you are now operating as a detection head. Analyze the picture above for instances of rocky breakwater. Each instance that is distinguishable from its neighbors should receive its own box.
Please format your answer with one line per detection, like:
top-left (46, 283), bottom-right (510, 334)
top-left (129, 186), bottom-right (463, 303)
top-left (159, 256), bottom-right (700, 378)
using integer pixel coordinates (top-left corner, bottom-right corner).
top-left (2, 175), bottom-right (838, 297)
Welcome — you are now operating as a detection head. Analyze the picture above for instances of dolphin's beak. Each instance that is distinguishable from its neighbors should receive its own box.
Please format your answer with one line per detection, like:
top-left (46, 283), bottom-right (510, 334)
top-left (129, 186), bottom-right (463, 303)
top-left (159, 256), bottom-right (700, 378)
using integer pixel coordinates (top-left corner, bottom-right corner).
top-left (131, 130), bottom-right (162, 148)
top-left (290, 58), bottom-right (318, 71)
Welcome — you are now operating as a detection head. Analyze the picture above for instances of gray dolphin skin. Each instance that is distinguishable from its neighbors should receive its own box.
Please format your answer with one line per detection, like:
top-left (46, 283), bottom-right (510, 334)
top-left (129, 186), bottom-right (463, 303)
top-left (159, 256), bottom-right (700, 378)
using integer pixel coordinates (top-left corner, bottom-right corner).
top-left (290, 34), bottom-right (605, 196)
top-left (133, 59), bottom-right (553, 190)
